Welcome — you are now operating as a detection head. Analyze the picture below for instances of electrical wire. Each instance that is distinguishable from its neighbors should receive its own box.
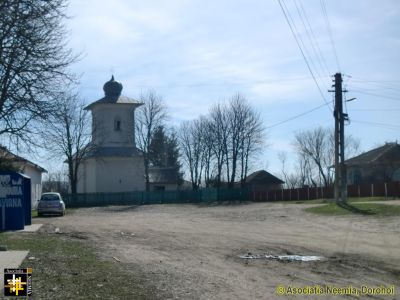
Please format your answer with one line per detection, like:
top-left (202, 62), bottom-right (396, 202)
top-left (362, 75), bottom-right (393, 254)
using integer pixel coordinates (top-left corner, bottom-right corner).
top-left (351, 120), bottom-right (400, 131)
top-left (295, 0), bottom-right (331, 78)
top-left (281, 0), bottom-right (327, 86)
top-left (266, 102), bottom-right (331, 129)
top-left (320, 0), bottom-right (341, 71)
top-left (124, 76), bottom-right (330, 89)
top-left (350, 108), bottom-right (400, 112)
top-left (350, 89), bottom-right (400, 101)
top-left (277, 0), bottom-right (332, 111)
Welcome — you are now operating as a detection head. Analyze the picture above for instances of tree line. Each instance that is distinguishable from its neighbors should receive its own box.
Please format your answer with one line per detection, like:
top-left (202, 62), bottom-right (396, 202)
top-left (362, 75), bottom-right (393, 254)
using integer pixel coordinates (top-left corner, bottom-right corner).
top-left (279, 126), bottom-right (360, 189)
top-left (178, 94), bottom-right (265, 189)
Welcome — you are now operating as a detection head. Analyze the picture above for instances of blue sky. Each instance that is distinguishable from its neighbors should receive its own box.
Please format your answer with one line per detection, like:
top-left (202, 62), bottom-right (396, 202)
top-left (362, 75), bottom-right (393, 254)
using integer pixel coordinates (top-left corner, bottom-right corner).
top-left (36, 0), bottom-right (400, 177)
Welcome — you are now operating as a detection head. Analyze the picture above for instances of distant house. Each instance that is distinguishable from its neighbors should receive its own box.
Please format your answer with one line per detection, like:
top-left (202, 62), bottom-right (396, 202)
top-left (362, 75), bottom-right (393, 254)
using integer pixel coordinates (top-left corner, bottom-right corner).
top-left (148, 167), bottom-right (182, 191)
top-left (345, 142), bottom-right (400, 185)
top-left (240, 170), bottom-right (284, 192)
top-left (0, 147), bottom-right (47, 207)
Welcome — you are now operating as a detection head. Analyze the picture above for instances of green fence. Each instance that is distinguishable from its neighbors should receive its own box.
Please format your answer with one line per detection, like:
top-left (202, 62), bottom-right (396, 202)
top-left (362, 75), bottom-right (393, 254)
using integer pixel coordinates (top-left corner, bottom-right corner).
top-left (62, 188), bottom-right (249, 208)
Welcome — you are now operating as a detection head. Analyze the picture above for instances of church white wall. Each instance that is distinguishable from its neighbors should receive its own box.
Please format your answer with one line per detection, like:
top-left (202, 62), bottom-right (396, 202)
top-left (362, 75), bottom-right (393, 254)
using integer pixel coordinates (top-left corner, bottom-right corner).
top-left (77, 159), bottom-right (97, 194)
top-left (77, 156), bottom-right (145, 193)
top-left (91, 104), bottom-right (136, 147)
top-left (95, 156), bottom-right (145, 193)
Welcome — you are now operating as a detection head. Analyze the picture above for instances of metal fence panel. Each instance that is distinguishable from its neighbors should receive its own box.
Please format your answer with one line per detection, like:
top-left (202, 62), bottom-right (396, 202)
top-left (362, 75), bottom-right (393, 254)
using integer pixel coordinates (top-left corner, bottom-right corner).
top-left (62, 188), bottom-right (249, 208)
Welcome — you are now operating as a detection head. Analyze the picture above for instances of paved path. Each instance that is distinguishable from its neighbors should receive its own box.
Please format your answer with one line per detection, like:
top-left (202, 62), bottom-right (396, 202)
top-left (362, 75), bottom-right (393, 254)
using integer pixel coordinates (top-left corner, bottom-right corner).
top-left (0, 223), bottom-right (42, 293)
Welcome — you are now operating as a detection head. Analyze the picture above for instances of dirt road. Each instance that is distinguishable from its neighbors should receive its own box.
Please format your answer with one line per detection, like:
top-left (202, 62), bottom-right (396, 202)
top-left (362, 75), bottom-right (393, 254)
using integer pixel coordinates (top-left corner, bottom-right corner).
top-left (36, 202), bottom-right (400, 299)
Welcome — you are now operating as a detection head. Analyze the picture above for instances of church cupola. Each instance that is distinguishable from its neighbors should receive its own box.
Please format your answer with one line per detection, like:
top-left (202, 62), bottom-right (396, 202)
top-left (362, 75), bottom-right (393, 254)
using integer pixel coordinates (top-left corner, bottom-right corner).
top-left (84, 76), bottom-right (143, 148)
top-left (103, 75), bottom-right (123, 98)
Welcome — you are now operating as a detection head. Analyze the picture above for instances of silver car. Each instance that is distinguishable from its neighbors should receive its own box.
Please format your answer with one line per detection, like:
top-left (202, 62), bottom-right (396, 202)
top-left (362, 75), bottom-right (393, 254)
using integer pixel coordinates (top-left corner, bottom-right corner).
top-left (37, 193), bottom-right (66, 216)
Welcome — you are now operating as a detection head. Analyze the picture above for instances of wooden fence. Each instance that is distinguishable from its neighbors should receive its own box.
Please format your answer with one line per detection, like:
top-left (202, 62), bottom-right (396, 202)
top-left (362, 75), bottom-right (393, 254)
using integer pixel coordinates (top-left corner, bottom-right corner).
top-left (250, 181), bottom-right (400, 202)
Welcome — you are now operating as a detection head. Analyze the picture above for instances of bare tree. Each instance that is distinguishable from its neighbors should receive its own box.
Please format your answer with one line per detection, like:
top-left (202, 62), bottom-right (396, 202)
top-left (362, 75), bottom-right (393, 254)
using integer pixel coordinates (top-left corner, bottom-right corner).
top-left (293, 126), bottom-right (360, 187)
top-left (135, 91), bottom-right (167, 191)
top-left (238, 101), bottom-right (264, 186)
top-left (217, 94), bottom-right (265, 188)
top-left (278, 151), bottom-right (290, 188)
top-left (208, 103), bottom-right (230, 188)
top-left (42, 170), bottom-right (69, 194)
top-left (179, 94), bottom-right (265, 189)
top-left (199, 116), bottom-right (214, 187)
top-left (42, 92), bottom-right (91, 194)
top-left (178, 120), bottom-right (205, 190)
top-left (0, 0), bottom-right (77, 146)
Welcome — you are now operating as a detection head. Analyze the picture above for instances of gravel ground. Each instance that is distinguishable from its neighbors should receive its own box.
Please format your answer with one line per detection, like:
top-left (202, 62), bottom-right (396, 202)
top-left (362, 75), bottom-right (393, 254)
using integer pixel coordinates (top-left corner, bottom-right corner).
top-left (35, 201), bottom-right (400, 299)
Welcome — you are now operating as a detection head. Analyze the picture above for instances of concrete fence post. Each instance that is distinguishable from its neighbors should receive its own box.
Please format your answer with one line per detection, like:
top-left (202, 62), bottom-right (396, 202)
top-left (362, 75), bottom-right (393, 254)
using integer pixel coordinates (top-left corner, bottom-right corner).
top-left (385, 182), bottom-right (388, 199)
top-left (371, 184), bottom-right (374, 197)
top-left (358, 185), bottom-right (360, 198)
top-left (297, 189), bottom-right (299, 200)
top-left (307, 187), bottom-right (310, 200)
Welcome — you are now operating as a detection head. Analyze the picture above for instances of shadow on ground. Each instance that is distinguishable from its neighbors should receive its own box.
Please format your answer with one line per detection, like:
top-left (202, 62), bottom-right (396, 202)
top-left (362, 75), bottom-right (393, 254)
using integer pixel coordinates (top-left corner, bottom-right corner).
top-left (337, 202), bottom-right (375, 215)
top-left (196, 201), bottom-right (252, 208)
top-left (98, 205), bottom-right (141, 212)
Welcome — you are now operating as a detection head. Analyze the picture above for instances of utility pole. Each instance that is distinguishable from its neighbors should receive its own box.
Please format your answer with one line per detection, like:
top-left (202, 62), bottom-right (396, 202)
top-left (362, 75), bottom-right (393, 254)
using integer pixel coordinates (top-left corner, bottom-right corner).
top-left (332, 73), bottom-right (348, 202)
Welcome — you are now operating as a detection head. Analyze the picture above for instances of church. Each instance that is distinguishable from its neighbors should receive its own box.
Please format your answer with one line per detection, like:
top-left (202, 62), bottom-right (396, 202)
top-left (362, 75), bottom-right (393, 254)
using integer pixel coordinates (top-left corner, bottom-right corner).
top-left (76, 76), bottom-right (145, 193)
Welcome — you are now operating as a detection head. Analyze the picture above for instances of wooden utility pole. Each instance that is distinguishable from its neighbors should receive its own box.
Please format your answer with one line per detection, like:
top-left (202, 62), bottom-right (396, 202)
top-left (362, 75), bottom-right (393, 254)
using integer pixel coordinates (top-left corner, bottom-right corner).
top-left (332, 73), bottom-right (348, 202)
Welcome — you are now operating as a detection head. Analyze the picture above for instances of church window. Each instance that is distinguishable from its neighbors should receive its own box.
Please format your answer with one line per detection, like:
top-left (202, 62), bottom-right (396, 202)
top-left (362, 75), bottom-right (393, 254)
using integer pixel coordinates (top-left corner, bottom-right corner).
top-left (114, 117), bottom-right (121, 131)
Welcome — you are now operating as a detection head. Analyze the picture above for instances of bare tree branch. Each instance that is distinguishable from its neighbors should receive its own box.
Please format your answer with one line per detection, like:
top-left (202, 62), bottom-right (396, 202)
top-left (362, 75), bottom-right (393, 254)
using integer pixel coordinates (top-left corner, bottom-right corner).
top-left (0, 0), bottom-right (78, 146)
top-left (135, 91), bottom-right (167, 191)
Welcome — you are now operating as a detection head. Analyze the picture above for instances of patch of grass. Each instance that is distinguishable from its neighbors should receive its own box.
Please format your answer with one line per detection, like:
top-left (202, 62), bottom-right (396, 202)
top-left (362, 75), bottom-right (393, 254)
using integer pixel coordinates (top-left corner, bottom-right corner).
top-left (271, 196), bottom-right (396, 205)
top-left (0, 231), bottom-right (152, 299)
top-left (305, 202), bottom-right (400, 216)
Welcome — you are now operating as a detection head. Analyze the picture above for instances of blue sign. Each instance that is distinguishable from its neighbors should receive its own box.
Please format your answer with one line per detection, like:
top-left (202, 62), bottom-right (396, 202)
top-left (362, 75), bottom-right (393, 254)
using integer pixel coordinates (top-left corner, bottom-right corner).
top-left (0, 172), bottom-right (31, 231)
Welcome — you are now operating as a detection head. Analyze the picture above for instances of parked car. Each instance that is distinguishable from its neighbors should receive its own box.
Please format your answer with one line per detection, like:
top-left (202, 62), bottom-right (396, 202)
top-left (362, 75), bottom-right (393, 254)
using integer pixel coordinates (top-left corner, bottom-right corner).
top-left (37, 192), bottom-right (65, 216)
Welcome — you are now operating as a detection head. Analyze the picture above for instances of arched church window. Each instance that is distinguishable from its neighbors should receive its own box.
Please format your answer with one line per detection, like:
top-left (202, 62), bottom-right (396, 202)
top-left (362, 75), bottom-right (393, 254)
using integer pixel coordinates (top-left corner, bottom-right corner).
top-left (114, 117), bottom-right (121, 131)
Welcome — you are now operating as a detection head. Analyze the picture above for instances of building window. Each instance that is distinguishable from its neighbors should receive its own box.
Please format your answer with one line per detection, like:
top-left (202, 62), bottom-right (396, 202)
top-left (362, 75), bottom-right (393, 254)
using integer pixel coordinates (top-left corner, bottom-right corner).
top-left (114, 117), bottom-right (121, 131)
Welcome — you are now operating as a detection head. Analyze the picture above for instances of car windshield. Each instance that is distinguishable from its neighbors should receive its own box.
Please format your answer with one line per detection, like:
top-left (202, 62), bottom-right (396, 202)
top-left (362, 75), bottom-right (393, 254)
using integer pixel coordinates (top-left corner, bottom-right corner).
top-left (40, 194), bottom-right (60, 201)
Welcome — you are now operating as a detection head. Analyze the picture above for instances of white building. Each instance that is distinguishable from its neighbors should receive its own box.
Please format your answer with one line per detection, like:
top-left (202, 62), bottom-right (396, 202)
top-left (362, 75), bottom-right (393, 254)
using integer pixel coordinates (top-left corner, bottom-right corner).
top-left (0, 147), bottom-right (47, 207)
top-left (77, 76), bottom-right (145, 193)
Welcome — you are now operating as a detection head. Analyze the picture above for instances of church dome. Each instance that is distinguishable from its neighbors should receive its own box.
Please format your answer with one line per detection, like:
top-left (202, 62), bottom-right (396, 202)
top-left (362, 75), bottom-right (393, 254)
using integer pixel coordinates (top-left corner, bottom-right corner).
top-left (103, 75), bottom-right (123, 97)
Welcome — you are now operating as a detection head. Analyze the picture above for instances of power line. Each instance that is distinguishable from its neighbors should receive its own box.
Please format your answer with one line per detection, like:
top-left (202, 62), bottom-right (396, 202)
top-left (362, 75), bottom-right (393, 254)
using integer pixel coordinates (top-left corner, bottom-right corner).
top-left (124, 76), bottom-right (330, 89)
top-left (320, 0), bottom-right (341, 71)
top-left (350, 89), bottom-right (400, 101)
top-left (350, 77), bottom-right (400, 84)
top-left (350, 108), bottom-right (400, 112)
top-left (351, 120), bottom-right (400, 131)
top-left (277, 0), bottom-right (332, 111)
top-left (266, 102), bottom-right (330, 129)
top-left (350, 85), bottom-right (400, 93)
top-left (295, 0), bottom-right (331, 77)
top-left (281, 0), bottom-right (327, 85)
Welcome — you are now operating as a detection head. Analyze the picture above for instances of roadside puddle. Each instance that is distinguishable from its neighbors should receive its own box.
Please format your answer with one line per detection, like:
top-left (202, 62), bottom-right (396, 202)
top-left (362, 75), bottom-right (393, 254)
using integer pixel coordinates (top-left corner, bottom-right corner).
top-left (239, 253), bottom-right (323, 262)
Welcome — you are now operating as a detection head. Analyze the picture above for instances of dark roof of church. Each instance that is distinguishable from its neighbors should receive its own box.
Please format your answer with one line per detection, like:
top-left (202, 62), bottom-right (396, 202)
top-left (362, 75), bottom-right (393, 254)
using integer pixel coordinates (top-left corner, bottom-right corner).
top-left (84, 76), bottom-right (142, 110)
top-left (83, 146), bottom-right (143, 158)
top-left (345, 142), bottom-right (400, 166)
top-left (244, 170), bottom-right (284, 185)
